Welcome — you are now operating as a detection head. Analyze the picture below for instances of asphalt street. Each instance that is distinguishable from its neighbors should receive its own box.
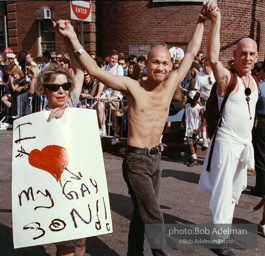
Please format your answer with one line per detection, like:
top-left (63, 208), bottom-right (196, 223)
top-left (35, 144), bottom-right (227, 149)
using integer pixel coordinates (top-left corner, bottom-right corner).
top-left (0, 130), bottom-right (265, 256)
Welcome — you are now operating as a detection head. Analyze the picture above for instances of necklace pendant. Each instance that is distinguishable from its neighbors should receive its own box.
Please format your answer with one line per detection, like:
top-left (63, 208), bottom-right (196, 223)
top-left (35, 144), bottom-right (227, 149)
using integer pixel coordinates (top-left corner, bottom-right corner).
top-left (245, 87), bottom-right (251, 96)
top-left (246, 96), bottom-right (250, 102)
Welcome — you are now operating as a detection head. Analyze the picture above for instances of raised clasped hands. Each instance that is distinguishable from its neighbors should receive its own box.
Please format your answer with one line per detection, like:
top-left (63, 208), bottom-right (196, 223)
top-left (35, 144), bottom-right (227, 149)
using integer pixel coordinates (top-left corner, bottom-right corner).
top-left (200, 0), bottom-right (220, 21)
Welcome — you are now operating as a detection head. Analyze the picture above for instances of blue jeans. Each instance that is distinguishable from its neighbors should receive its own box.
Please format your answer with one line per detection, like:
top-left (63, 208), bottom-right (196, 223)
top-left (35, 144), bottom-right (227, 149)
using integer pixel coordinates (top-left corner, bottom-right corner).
top-left (122, 151), bottom-right (169, 256)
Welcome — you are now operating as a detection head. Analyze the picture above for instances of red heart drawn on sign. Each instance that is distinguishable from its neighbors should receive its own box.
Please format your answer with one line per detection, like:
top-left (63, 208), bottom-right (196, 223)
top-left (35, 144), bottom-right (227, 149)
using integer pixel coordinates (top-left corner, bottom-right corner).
top-left (28, 145), bottom-right (69, 186)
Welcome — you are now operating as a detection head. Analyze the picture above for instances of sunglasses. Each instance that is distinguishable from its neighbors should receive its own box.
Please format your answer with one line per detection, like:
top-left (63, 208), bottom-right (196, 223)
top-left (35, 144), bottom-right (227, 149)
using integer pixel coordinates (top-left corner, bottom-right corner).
top-left (45, 82), bottom-right (71, 92)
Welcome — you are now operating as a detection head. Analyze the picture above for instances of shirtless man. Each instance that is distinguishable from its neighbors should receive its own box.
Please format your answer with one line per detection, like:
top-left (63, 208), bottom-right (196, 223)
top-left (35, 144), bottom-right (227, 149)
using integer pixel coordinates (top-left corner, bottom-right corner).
top-left (198, 5), bottom-right (258, 256)
top-left (53, 2), bottom-right (216, 255)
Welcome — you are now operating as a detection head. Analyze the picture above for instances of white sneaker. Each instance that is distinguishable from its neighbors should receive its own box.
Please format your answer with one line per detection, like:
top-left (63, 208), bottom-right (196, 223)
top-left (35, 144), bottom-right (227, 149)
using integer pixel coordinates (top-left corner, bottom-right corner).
top-left (111, 138), bottom-right (119, 145)
top-left (99, 129), bottom-right (106, 136)
top-left (99, 129), bottom-right (107, 137)
top-left (202, 138), bottom-right (209, 148)
top-left (0, 122), bottom-right (12, 130)
top-left (198, 138), bottom-right (203, 143)
top-left (102, 129), bottom-right (107, 136)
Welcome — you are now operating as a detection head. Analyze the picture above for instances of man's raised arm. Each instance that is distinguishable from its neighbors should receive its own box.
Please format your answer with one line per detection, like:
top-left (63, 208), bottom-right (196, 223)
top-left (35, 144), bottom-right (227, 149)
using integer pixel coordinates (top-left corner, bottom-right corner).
top-left (52, 20), bottom-right (128, 93)
top-left (167, 1), bottom-right (217, 92)
top-left (207, 6), bottom-right (230, 95)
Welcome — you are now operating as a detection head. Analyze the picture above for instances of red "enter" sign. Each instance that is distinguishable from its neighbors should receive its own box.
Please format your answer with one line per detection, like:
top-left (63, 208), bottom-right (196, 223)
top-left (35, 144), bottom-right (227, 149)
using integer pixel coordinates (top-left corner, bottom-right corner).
top-left (75, 7), bottom-right (87, 15)
top-left (70, 1), bottom-right (91, 21)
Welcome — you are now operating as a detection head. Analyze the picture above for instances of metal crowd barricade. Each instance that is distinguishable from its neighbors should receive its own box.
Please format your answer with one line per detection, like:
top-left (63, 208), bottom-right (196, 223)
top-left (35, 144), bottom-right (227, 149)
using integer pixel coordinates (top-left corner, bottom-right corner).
top-left (32, 94), bottom-right (46, 113)
top-left (0, 91), bottom-right (45, 129)
top-left (83, 97), bottom-right (128, 140)
top-left (0, 84), bottom-right (7, 114)
top-left (1, 91), bottom-right (128, 138)
top-left (0, 84), bottom-right (17, 128)
top-left (12, 93), bottom-right (45, 117)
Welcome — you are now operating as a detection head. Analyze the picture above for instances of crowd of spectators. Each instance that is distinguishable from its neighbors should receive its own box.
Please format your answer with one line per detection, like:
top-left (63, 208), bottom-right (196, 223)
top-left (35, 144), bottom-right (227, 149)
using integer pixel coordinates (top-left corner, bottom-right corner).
top-left (0, 47), bottom-right (149, 135)
top-left (0, 45), bottom-right (220, 145)
top-left (0, 46), bottom-right (262, 156)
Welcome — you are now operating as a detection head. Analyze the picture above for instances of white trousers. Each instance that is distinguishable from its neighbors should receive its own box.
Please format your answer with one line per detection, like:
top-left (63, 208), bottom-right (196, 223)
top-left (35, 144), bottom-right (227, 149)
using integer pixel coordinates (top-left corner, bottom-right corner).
top-left (198, 127), bottom-right (253, 225)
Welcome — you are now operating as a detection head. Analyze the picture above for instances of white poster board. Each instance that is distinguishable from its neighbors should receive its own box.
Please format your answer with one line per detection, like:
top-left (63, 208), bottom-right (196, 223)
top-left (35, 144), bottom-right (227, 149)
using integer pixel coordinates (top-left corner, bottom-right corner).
top-left (12, 109), bottom-right (112, 249)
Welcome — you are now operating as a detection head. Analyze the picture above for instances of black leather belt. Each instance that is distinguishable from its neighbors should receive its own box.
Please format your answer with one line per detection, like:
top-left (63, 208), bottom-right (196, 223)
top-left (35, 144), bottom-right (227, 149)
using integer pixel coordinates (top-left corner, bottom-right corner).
top-left (127, 145), bottom-right (163, 156)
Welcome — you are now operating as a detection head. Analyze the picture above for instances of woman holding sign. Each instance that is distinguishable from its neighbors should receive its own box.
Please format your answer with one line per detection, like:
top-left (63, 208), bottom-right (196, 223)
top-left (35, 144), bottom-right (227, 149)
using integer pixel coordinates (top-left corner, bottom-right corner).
top-left (34, 45), bottom-right (85, 255)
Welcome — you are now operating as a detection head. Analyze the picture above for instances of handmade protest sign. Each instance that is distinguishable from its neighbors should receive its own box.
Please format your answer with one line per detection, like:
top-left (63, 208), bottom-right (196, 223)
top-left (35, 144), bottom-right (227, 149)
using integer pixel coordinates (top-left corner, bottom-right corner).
top-left (12, 108), bottom-right (112, 248)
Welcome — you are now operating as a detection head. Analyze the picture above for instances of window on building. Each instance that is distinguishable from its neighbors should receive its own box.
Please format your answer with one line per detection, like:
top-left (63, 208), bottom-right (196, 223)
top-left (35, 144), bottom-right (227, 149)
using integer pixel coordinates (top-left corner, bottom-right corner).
top-left (38, 19), bottom-right (55, 55)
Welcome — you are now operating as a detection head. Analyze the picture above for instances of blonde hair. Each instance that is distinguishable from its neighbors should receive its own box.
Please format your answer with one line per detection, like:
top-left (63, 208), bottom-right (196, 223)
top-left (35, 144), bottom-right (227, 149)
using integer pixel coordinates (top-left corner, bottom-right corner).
top-left (28, 65), bottom-right (40, 78)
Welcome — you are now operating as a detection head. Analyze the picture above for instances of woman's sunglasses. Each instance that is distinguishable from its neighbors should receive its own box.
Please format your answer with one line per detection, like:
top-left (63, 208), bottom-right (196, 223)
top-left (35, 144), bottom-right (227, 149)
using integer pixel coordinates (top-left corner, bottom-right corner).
top-left (45, 82), bottom-right (71, 92)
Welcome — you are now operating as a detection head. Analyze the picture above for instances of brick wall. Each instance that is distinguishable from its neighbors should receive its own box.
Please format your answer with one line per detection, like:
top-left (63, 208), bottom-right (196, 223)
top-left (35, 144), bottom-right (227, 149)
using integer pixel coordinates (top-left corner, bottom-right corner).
top-left (5, 1), bottom-right (97, 62)
top-left (218, 0), bottom-right (265, 64)
top-left (99, 0), bottom-right (265, 64)
top-left (100, 1), bottom-right (206, 58)
top-left (3, 0), bottom-right (265, 64)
